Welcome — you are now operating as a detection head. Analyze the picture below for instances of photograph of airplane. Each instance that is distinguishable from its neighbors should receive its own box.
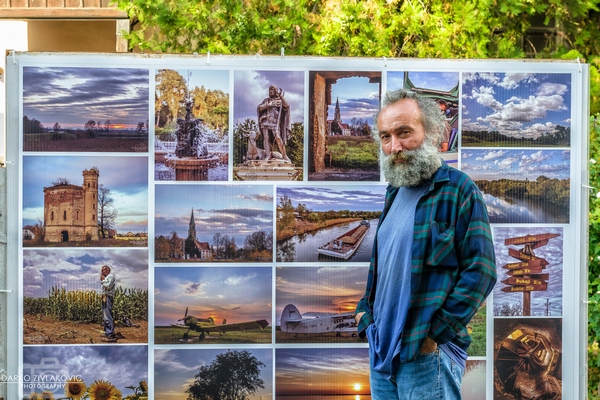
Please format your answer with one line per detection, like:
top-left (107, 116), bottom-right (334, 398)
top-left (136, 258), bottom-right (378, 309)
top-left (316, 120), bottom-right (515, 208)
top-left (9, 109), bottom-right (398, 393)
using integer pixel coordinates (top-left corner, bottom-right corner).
top-left (280, 304), bottom-right (356, 337)
top-left (170, 307), bottom-right (269, 341)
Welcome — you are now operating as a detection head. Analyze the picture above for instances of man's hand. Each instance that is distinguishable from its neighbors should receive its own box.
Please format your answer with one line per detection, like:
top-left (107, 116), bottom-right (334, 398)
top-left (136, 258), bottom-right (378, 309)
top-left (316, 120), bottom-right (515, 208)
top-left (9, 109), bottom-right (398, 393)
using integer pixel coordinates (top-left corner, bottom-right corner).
top-left (355, 312), bottom-right (365, 325)
top-left (419, 336), bottom-right (438, 354)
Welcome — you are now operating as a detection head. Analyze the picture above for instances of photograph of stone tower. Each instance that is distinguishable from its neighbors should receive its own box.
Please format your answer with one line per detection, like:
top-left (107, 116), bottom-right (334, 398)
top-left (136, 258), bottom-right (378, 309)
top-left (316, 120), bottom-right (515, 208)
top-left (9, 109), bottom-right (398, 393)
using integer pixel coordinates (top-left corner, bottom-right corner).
top-left (43, 167), bottom-right (100, 243)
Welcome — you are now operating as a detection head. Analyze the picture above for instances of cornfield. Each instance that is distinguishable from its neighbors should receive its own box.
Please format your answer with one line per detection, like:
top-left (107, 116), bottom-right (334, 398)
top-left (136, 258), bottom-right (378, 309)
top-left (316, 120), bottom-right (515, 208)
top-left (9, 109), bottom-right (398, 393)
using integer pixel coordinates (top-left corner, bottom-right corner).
top-left (24, 287), bottom-right (148, 324)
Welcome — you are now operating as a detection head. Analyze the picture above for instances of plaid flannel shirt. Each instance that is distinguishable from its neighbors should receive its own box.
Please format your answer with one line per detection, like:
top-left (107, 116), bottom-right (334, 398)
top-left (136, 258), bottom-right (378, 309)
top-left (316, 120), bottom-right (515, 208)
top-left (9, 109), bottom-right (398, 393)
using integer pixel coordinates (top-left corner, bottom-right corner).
top-left (356, 161), bottom-right (497, 363)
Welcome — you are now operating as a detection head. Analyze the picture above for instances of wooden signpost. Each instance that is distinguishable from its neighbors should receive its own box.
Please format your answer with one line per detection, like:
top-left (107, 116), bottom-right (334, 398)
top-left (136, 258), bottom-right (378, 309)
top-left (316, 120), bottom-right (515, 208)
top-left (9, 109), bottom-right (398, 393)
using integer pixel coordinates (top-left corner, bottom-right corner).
top-left (502, 233), bottom-right (559, 316)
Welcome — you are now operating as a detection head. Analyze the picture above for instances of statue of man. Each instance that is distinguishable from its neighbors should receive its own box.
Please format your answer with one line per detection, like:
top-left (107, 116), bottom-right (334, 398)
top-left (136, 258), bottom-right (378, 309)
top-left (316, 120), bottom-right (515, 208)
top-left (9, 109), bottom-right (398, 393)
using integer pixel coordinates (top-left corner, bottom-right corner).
top-left (257, 85), bottom-right (291, 161)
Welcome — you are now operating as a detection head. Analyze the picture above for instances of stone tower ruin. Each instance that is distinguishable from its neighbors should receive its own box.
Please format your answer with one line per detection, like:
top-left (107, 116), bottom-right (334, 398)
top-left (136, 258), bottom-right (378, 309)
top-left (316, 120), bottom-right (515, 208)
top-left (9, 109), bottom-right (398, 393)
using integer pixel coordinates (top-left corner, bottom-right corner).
top-left (43, 167), bottom-right (100, 242)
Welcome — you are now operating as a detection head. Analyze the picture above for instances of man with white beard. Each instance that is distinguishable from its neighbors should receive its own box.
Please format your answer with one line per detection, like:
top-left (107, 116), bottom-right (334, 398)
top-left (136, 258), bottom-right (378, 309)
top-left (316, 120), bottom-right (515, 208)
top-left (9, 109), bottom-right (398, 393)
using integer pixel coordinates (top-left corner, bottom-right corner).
top-left (355, 89), bottom-right (497, 399)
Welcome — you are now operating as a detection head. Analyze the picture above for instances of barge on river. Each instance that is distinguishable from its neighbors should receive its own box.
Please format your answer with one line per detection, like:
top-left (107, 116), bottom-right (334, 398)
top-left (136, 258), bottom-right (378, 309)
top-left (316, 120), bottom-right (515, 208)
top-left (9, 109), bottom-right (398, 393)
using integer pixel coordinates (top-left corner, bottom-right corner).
top-left (317, 220), bottom-right (370, 260)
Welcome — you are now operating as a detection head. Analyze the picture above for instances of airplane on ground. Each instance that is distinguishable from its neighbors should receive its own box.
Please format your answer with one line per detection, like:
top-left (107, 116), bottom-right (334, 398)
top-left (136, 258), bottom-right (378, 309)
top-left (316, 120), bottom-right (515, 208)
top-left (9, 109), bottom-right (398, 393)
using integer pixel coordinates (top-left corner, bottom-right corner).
top-left (170, 307), bottom-right (269, 341)
top-left (279, 304), bottom-right (357, 337)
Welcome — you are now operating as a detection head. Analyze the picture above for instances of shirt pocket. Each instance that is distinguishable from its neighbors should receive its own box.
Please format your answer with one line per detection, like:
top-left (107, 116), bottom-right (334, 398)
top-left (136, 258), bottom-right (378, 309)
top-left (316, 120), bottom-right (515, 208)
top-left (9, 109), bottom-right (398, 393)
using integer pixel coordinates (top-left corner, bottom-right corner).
top-left (424, 221), bottom-right (458, 269)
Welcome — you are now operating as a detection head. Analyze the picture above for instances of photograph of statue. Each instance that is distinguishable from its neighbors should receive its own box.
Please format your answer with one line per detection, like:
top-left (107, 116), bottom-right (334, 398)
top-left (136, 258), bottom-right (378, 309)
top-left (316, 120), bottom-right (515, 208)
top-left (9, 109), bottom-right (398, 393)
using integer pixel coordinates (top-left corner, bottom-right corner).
top-left (233, 70), bottom-right (304, 181)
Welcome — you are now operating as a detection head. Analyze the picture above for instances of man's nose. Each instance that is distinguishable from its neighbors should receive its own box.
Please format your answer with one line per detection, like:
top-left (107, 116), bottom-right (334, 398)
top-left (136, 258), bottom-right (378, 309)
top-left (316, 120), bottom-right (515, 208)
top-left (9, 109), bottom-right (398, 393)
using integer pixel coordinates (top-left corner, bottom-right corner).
top-left (390, 136), bottom-right (403, 153)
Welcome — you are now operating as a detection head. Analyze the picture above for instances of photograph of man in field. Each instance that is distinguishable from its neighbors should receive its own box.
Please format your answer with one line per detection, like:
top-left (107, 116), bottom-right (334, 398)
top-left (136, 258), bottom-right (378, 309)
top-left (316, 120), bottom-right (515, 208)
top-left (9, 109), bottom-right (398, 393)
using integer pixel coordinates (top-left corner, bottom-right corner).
top-left (22, 67), bottom-right (149, 152)
top-left (22, 248), bottom-right (148, 344)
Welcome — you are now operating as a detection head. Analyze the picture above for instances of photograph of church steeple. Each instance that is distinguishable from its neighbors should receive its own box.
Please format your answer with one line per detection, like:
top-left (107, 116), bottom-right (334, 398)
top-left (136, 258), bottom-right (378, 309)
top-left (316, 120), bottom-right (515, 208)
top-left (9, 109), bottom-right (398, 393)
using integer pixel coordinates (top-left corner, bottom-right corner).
top-left (154, 184), bottom-right (274, 262)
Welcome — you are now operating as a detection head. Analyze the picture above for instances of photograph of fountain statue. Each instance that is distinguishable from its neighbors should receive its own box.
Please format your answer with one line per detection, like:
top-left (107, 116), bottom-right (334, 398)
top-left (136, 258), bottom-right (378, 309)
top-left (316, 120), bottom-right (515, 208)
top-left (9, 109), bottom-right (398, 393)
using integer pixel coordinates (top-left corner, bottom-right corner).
top-left (22, 67), bottom-right (150, 153)
top-left (154, 69), bottom-right (230, 181)
top-left (233, 70), bottom-right (304, 181)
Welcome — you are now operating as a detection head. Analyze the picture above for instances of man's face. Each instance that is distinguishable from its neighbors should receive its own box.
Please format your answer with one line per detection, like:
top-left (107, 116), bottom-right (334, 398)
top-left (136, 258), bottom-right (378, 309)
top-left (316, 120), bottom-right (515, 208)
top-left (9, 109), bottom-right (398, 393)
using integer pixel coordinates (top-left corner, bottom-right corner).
top-left (376, 98), bottom-right (441, 187)
top-left (377, 99), bottom-right (426, 158)
top-left (269, 87), bottom-right (276, 97)
top-left (102, 267), bottom-right (110, 275)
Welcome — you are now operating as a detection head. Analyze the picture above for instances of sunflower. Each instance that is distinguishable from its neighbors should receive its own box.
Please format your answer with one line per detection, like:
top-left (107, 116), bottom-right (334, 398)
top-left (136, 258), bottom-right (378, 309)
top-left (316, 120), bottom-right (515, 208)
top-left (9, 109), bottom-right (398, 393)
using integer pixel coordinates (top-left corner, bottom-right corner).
top-left (40, 391), bottom-right (54, 400)
top-left (139, 380), bottom-right (148, 394)
top-left (28, 393), bottom-right (41, 400)
top-left (64, 377), bottom-right (87, 400)
top-left (87, 379), bottom-right (122, 400)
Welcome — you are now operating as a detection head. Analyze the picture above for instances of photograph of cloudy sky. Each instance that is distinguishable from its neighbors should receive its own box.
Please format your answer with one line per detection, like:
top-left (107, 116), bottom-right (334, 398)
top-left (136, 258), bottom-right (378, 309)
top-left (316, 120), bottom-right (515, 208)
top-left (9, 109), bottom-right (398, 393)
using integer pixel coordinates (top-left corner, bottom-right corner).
top-left (462, 72), bottom-right (571, 147)
top-left (22, 67), bottom-right (149, 152)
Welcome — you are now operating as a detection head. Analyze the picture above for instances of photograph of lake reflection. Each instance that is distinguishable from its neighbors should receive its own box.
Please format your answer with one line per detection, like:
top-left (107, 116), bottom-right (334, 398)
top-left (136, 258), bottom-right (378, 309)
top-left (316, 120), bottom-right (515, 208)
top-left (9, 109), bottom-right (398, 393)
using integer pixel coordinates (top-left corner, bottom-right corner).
top-left (461, 149), bottom-right (570, 224)
top-left (276, 185), bottom-right (386, 262)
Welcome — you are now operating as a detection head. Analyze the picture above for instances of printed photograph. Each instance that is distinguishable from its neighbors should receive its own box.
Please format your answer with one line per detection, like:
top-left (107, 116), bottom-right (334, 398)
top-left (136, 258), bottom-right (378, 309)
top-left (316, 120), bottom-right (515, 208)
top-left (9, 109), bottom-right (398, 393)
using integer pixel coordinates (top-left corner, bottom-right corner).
top-left (493, 227), bottom-right (563, 317)
top-left (494, 318), bottom-right (562, 399)
top-left (22, 155), bottom-right (148, 247)
top-left (462, 360), bottom-right (486, 400)
top-left (154, 266), bottom-right (271, 344)
top-left (154, 69), bottom-right (229, 181)
top-left (276, 347), bottom-right (370, 399)
top-left (461, 149), bottom-right (570, 223)
top-left (462, 72), bottom-right (571, 147)
top-left (276, 266), bottom-right (367, 343)
top-left (23, 248), bottom-right (148, 345)
top-left (308, 71), bottom-right (381, 181)
top-left (276, 184), bottom-right (385, 262)
top-left (22, 345), bottom-right (148, 400)
top-left (22, 67), bottom-right (149, 152)
top-left (155, 348), bottom-right (273, 400)
top-left (154, 184), bottom-right (273, 262)
top-left (388, 71), bottom-right (460, 163)
top-left (233, 70), bottom-right (304, 181)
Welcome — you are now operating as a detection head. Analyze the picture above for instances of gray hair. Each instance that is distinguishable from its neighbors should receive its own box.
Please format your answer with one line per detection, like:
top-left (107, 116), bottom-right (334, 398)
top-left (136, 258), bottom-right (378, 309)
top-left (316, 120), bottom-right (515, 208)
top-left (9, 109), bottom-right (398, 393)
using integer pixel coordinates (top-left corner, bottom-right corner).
top-left (373, 89), bottom-right (445, 147)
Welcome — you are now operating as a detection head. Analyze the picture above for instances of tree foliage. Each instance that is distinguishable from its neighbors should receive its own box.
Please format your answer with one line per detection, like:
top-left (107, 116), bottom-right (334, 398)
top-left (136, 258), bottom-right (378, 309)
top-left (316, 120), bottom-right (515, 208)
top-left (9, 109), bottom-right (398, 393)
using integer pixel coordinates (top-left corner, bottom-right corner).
top-left (185, 350), bottom-right (265, 400)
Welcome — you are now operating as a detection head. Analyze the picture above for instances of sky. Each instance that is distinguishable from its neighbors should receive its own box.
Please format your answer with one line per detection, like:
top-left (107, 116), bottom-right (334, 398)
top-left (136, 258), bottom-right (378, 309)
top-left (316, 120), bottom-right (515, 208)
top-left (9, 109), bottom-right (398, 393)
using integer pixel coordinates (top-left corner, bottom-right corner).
top-left (276, 184), bottom-right (386, 212)
top-left (233, 70), bottom-right (305, 123)
top-left (22, 155), bottom-right (148, 233)
top-left (155, 348), bottom-right (273, 400)
top-left (387, 71), bottom-right (460, 93)
top-left (276, 347), bottom-right (370, 396)
top-left (154, 266), bottom-right (272, 326)
top-left (22, 345), bottom-right (147, 398)
top-left (23, 67), bottom-right (149, 130)
top-left (22, 248), bottom-right (147, 298)
top-left (493, 227), bottom-right (563, 316)
top-left (460, 149), bottom-right (570, 181)
top-left (167, 68), bottom-right (229, 93)
top-left (154, 183), bottom-right (273, 244)
top-left (462, 72), bottom-right (572, 140)
top-left (327, 75), bottom-right (380, 126)
top-left (276, 266), bottom-right (366, 324)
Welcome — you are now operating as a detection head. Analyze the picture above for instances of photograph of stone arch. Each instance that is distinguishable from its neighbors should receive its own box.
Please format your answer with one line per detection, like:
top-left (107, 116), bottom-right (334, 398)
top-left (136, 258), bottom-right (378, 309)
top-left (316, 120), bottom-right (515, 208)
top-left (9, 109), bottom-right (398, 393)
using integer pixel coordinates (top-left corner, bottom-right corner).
top-left (154, 68), bottom-right (230, 181)
top-left (22, 66), bottom-right (150, 153)
top-left (232, 70), bottom-right (304, 181)
top-left (22, 155), bottom-right (149, 247)
top-left (308, 71), bottom-right (381, 181)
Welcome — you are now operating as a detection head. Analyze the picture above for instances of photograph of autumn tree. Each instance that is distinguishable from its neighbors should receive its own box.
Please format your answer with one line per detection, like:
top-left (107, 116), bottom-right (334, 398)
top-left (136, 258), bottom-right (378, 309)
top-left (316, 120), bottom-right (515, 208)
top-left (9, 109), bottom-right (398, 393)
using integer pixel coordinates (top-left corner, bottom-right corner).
top-left (154, 184), bottom-right (273, 262)
top-left (22, 67), bottom-right (149, 152)
top-left (23, 248), bottom-right (148, 344)
top-left (276, 184), bottom-right (385, 262)
top-left (276, 347), bottom-right (370, 399)
top-left (154, 69), bottom-right (229, 181)
top-left (155, 348), bottom-right (273, 400)
top-left (22, 155), bottom-right (148, 247)
top-left (462, 72), bottom-right (571, 147)
top-left (308, 71), bottom-right (381, 181)
top-left (154, 266), bottom-right (272, 344)
top-left (461, 149), bottom-right (570, 223)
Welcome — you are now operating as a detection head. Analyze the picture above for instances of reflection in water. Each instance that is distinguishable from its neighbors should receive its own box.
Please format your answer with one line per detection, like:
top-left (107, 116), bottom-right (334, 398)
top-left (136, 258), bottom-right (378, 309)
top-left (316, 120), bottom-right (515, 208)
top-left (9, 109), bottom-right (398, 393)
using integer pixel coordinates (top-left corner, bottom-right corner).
top-left (483, 193), bottom-right (569, 224)
top-left (277, 219), bottom-right (377, 262)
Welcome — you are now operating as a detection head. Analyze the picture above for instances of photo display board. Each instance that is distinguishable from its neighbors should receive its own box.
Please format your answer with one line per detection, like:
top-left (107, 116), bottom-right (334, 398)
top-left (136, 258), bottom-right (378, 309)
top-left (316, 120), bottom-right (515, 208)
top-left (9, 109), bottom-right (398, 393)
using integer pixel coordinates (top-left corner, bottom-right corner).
top-left (5, 52), bottom-right (589, 399)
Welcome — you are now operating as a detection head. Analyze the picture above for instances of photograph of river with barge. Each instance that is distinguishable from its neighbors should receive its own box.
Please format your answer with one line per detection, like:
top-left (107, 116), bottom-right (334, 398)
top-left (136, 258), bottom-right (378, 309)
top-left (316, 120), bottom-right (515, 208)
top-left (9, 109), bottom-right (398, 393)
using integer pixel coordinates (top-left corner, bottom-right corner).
top-left (276, 185), bottom-right (386, 262)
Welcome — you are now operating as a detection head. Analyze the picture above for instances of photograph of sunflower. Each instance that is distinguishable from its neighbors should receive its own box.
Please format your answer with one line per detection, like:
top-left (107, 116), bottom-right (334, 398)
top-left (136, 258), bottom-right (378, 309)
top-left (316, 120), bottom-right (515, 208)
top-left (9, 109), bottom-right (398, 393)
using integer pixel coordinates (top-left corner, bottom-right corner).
top-left (87, 379), bottom-right (122, 400)
top-left (64, 377), bottom-right (86, 400)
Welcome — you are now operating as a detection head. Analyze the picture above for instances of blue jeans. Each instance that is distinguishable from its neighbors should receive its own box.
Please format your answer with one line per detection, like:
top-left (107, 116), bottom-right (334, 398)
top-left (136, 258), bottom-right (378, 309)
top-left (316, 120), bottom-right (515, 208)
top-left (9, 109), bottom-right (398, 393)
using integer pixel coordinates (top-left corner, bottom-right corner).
top-left (102, 295), bottom-right (115, 336)
top-left (369, 349), bottom-right (463, 400)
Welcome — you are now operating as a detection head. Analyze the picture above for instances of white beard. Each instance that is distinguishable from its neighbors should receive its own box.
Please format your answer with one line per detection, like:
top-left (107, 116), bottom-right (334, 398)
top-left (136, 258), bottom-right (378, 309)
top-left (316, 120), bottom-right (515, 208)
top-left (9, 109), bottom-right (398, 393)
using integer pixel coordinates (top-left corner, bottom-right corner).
top-left (381, 139), bottom-right (442, 188)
